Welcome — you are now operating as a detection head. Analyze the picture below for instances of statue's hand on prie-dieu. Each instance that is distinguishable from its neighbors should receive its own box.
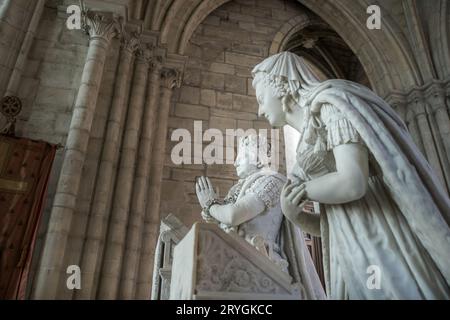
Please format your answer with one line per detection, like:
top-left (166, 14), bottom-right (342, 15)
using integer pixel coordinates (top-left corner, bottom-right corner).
top-left (280, 179), bottom-right (308, 224)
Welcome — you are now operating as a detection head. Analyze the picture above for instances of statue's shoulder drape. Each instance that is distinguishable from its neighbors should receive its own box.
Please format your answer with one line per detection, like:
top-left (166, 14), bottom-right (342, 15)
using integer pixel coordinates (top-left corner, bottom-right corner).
top-left (309, 80), bottom-right (450, 285)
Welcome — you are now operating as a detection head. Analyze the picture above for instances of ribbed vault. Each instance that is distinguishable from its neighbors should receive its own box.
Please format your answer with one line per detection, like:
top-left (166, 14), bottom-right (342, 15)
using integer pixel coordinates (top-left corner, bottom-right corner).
top-left (134, 0), bottom-right (429, 96)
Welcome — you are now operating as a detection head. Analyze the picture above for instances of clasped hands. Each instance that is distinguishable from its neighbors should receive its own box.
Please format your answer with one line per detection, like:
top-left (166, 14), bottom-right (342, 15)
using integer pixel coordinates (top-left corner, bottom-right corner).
top-left (195, 176), bottom-right (219, 223)
top-left (280, 179), bottom-right (309, 223)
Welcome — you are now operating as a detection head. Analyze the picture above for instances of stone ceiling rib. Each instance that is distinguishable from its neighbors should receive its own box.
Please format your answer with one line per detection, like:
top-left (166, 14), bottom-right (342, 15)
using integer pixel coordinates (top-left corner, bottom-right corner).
top-left (177, 0), bottom-right (230, 54)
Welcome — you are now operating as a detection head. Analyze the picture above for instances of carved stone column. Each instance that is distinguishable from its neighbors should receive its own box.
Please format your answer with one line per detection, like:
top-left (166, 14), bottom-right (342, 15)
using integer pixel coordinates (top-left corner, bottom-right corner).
top-left (388, 96), bottom-right (407, 123)
top-left (425, 85), bottom-right (450, 190)
top-left (120, 60), bottom-right (163, 299)
top-left (75, 31), bottom-right (139, 300)
top-left (32, 11), bottom-right (119, 300)
top-left (446, 82), bottom-right (450, 113)
top-left (388, 94), bottom-right (427, 155)
top-left (136, 68), bottom-right (180, 299)
top-left (409, 92), bottom-right (447, 189)
top-left (405, 102), bottom-right (425, 155)
top-left (97, 45), bottom-right (152, 299)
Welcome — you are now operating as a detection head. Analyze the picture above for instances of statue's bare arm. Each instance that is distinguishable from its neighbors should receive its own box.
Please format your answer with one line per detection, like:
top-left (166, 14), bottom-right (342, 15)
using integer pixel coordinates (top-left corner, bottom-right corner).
top-left (305, 143), bottom-right (369, 204)
top-left (209, 193), bottom-right (265, 227)
top-left (281, 143), bottom-right (369, 235)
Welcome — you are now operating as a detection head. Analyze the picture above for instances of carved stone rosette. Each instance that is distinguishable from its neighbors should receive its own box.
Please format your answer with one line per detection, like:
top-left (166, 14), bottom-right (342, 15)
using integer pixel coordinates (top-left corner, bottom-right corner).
top-left (0, 96), bottom-right (22, 136)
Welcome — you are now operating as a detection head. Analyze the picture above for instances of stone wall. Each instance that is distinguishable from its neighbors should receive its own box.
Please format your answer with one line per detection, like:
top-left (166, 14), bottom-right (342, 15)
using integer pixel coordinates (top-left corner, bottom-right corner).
top-left (11, 4), bottom-right (122, 296)
top-left (159, 0), bottom-right (309, 227)
top-left (0, 0), bottom-right (33, 96)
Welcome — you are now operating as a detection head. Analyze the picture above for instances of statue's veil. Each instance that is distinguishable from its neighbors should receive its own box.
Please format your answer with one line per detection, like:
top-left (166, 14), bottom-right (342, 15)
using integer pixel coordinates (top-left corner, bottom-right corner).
top-left (251, 51), bottom-right (322, 107)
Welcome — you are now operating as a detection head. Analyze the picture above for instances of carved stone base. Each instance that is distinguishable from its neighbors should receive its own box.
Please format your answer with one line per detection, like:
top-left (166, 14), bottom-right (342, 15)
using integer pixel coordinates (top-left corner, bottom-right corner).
top-left (170, 223), bottom-right (302, 300)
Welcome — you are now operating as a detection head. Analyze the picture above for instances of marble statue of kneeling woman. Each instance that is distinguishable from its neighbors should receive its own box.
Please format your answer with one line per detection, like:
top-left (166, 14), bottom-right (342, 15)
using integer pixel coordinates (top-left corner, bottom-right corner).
top-left (251, 51), bottom-right (450, 299)
top-left (195, 134), bottom-right (325, 300)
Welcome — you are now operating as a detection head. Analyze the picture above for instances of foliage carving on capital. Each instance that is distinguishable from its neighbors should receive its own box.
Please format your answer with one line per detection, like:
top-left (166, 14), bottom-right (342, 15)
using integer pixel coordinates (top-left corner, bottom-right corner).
top-left (82, 10), bottom-right (120, 42)
top-left (161, 68), bottom-right (181, 90)
top-left (136, 44), bottom-right (154, 65)
top-left (121, 30), bottom-right (140, 54)
top-left (425, 84), bottom-right (446, 112)
top-left (408, 91), bottom-right (427, 116)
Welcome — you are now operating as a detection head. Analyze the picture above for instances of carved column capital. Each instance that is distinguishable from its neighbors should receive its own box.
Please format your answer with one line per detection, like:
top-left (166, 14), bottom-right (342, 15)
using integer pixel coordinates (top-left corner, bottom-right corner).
top-left (424, 83), bottom-right (446, 113)
top-left (82, 10), bottom-right (120, 43)
top-left (161, 68), bottom-right (181, 90)
top-left (136, 44), bottom-right (154, 66)
top-left (388, 95), bottom-right (407, 122)
top-left (150, 55), bottom-right (164, 74)
top-left (407, 90), bottom-right (427, 117)
top-left (120, 31), bottom-right (140, 54)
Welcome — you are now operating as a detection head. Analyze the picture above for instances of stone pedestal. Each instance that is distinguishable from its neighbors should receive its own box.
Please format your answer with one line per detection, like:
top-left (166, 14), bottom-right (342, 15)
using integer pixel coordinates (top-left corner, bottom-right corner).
top-left (151, 214), bottom-right (189, 300)
top-left (170, 223), bottom-right (302, 300)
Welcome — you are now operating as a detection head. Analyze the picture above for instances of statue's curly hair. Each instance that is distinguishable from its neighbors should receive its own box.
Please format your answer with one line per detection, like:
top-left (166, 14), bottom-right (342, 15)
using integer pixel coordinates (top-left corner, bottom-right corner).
top-left (252, 72), bottom-right (292, 98)
top-left (252, 72), bottom-right (303, 112)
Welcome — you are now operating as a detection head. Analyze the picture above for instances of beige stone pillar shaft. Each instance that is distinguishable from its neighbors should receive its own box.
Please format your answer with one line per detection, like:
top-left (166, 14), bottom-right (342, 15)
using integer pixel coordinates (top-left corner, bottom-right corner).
top-left (426, 90), bottom-right (450, 190)
top-left (406, 109), bottom-right (425, 155)
top-left (119, 63), bottom-right (162, 299)
top-left (4, 0), bottom-right (45, 96)
top-left (136, 68), bottom-right (180, 299)
top-left (58, 42), bottom-right (121, 300)
top-left (412, 97), bottom-right (447, 188)
top-left (75, 34), bottom-right (139, 300)
top-left (32, 12), bottom-right (119, 300)
top-left (97, 47), bottom-right (152, 299)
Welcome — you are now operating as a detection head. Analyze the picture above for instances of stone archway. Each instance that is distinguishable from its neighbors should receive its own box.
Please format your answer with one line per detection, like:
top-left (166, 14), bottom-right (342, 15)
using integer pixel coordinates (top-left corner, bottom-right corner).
top-left (146, 0), bottom-right (420, 98)
top-left (267, 12), bottom-right (370, 85)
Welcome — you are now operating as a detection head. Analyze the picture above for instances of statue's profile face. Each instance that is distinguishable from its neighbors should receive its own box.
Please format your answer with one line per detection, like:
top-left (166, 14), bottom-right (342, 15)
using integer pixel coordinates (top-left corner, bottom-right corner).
top-left (234, 146), bottom-right (259, 179)
top-left (255, 80), bottom-right (286, 128)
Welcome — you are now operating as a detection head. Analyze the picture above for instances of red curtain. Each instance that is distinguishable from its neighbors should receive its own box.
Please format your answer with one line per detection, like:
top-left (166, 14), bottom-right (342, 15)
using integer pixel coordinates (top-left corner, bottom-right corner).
top-left (0, 135), bottom-right (57, 299)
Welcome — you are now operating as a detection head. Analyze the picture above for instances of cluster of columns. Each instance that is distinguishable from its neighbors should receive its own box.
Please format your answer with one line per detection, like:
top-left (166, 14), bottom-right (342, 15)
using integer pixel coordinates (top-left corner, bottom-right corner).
top-left (31, 10), bottom-right (181, 300)
top-left (389, 81), bottom-right (450, 194)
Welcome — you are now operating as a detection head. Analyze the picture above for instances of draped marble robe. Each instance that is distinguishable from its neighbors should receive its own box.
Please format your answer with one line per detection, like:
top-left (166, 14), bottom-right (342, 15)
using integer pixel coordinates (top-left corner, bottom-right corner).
top-left (299, 82), bottom-right (450, 299)
top-left (252, 52), bottom-right (450, 299)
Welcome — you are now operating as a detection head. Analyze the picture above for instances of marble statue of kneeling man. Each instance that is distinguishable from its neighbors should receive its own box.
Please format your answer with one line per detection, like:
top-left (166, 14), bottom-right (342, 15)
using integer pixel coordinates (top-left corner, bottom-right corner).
top-left (195, 134), bottom-right (326, 300)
